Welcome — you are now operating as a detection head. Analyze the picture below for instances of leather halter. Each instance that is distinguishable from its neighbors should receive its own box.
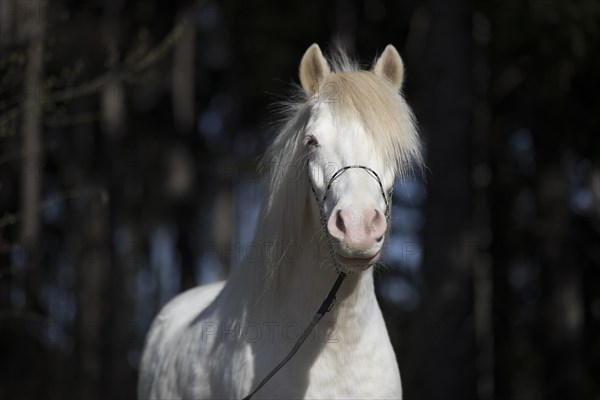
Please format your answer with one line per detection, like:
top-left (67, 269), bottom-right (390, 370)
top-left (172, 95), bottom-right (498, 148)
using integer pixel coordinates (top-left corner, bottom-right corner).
top-left (308, 162), bottom-right (392, 221)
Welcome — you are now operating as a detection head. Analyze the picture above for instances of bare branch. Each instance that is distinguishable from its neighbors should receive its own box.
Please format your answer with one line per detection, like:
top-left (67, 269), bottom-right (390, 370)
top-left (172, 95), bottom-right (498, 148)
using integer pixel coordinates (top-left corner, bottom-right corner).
top-left (0, 1), bottom-right (200, 133)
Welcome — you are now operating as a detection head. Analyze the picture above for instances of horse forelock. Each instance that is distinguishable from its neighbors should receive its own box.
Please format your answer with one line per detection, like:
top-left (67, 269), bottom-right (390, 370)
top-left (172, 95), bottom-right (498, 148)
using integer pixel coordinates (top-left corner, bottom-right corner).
top-left (324, 71), bottom-right (422, 178)
top-left (265, 52), bottom-right (421, 189)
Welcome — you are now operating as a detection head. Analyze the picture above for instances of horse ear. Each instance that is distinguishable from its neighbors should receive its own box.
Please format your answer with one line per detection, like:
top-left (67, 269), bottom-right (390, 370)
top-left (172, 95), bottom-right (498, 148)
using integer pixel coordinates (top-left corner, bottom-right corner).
top-left (373, 44), bottom-right (404, 90)
top-left (299, 44), bottom-right (331, 97)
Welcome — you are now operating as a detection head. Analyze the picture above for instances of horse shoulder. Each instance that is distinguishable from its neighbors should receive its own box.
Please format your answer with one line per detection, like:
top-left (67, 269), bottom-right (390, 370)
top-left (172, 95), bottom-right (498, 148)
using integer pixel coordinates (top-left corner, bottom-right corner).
top-left (138, 280), bottom-right (226, 399)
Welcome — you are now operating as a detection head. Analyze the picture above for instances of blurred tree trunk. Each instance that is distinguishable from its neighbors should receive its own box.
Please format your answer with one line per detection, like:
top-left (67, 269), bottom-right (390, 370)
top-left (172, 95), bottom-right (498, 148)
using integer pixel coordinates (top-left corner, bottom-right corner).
top-left (172, 9), bottom-right (197, 289)
top-left (472, 12), bottom-right (494, 400)
top-left (418, 0), bottom-right (476, 399)
top-left (75, 204), bottom-right (110, 400)
top-left (0, 0), bottom-right (15, 55)
top-left (20, 0), bottom-right (47, 310)
top-left (75, 1), bottom-right (126, 397)
top-left (172, 10), bottom-right (195, 135)
top-left (99, 0), bottom-right (134, 398)
top-left (214, 176), bottom-right (234, 277)
top-left (538, 165), bottom-right (584, 400)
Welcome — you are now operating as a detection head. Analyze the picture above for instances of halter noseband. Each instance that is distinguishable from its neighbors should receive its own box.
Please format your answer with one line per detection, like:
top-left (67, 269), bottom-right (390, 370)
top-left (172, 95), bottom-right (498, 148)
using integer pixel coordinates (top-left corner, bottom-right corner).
top-left (307, 161), bottom-right (392, 221)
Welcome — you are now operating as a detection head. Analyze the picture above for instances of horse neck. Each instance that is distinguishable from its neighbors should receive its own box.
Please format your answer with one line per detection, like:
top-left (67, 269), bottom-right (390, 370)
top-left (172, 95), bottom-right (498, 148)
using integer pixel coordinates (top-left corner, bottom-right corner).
top-left (228, 207), bottom-right (378, 331)
top-left (278, 226), bottom-right (377, 318)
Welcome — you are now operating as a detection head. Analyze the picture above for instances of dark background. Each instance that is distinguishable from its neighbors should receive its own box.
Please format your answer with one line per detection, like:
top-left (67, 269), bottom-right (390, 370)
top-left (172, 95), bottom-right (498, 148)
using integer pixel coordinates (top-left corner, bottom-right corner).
top-left (1, 0), bottom-right (599, 399)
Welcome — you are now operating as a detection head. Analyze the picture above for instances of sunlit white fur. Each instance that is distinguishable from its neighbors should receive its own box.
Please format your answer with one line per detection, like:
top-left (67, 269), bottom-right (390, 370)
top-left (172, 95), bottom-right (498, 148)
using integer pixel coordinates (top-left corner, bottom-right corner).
top-left (138, 44), bottom-right (421, 399)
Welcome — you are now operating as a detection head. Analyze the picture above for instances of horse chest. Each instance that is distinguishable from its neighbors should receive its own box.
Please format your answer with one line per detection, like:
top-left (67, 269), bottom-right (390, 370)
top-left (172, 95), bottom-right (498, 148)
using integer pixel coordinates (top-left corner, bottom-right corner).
top-left (248, 325), bottom-right (401, 399)
top-left (306, 337), bottom-right (401, 398)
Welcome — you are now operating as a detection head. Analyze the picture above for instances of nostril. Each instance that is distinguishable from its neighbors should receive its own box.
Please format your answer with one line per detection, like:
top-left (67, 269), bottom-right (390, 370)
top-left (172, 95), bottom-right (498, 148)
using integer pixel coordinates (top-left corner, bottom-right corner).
top-left (370, 209), bottom-right (387, 240)
top-left (336, 210), bottom-right (346, 233)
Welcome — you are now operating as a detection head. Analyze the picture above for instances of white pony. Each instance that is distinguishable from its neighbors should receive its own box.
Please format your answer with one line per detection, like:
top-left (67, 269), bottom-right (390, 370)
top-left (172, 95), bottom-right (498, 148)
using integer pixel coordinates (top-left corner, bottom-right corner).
top-left (138, 43), bottom-right (422, 399)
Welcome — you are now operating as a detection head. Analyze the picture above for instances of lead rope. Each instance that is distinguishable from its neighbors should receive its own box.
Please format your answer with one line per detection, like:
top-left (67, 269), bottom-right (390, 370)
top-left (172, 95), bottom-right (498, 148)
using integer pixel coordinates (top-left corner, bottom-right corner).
top-left (241, 271), bottom-right (346, 400)
top-left (241, 161), bottom-right (390, 399)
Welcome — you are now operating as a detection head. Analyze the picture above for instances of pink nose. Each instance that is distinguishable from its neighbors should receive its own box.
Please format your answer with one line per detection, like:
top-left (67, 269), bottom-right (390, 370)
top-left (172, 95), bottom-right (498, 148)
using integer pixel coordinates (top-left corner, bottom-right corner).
top-left (327, 208), bottom-right (387, 251)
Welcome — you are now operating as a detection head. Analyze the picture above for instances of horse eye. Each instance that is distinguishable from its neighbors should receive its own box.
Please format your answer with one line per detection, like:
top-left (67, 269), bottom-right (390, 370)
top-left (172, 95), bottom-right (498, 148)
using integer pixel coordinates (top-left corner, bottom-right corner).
top-left (304, 135), bottom-right (319, 149)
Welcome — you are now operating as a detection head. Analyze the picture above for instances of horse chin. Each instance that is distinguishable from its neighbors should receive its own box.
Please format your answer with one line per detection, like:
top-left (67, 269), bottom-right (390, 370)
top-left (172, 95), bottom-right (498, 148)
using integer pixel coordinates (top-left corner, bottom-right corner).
top-left (335, 252), bottom-right (381, 271)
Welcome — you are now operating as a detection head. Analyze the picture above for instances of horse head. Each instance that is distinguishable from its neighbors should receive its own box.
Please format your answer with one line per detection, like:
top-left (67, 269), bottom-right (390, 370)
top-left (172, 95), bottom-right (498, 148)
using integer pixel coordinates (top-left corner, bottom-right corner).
top-left (299, 44), bottom-right (420, 271)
